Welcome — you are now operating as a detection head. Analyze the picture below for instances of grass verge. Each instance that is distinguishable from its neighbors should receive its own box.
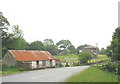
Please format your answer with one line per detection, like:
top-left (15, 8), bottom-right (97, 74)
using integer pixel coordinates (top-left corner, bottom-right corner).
top-left (1, 65), bottom-right (25, 76)
top-left (65, 67), bottom-right (118, 82)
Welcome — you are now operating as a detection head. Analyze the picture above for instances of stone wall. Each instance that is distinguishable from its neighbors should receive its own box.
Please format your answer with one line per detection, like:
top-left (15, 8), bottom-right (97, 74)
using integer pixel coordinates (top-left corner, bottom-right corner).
top-left (3, 51), bottom-right (17, 66)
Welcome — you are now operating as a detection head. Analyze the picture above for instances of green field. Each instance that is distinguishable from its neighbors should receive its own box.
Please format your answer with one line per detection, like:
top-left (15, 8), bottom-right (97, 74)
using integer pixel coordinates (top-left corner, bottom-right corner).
top-left (54, 54), bottom-right (78, 63)
top-left (54, 54), bottom-right (109, 64)
top-left (88, 54), bottom-right (110, 64)
top-left (65, 67), bottom-right (118, 82)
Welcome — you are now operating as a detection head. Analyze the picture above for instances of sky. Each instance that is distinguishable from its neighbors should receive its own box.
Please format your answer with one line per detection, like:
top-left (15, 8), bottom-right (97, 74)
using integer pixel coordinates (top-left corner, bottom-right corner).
top-left (0, 0), bottom-right (119, 49)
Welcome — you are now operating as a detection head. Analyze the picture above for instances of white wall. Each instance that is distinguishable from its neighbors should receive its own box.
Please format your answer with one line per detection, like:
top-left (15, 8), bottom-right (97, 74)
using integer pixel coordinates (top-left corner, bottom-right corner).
top-left (31, 61), bottom-right (37, 69)
top-left (52, 60), bottom-right (56, 67)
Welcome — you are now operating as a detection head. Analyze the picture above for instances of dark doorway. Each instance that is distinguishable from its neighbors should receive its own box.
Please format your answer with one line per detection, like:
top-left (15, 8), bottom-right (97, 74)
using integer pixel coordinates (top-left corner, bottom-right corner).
top-left (36, 61), bottom-right (39, 66)
top-left (50, 60), bottom-right (52, 67)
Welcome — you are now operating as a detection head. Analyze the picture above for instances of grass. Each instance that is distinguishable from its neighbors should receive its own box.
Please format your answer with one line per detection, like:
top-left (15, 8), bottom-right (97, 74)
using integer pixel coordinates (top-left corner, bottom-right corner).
top-left (65, 67), bottom-right (118, 82)
top-left (1, 65), bottom-right (25, 76)
top-left (2, 68), bottom-right (24, 75)
top-left (54, 54), bottom-right (78, 63)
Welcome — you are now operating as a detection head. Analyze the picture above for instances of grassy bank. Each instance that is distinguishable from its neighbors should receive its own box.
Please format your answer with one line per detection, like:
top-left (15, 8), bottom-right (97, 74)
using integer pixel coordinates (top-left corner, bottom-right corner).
top-left (54, 54), bottom-right (78, 63)
top-left (1, 66), bottom-right (25, 76)
top-left (65, 67), bottom-right (118, 82)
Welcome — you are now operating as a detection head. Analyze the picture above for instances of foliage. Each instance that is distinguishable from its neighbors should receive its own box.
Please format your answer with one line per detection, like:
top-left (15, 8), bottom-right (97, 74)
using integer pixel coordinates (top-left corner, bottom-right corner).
top-left (56, 40), bottom-right (72, 50)
top-left (45, 45), bottom-right (58, 55)
top-left (56, 40), bottom-right (72, 55)
top-left (27, 41), bottom-right (45, 50)
top-left (13, 38), bottom-right (28, 50)
top-left (72, 62), bottom-right (79, 66)
top-left (65, 67), bottom-right (118, 82)
top-left (43, 39), bottom-right (54, 46)
top-left (94, 62), bottom-right (120, 75)
top-left (0, 11), bottom-right (10, 26)
top-left (2, 25), bottom-right (27, 56)
top-left (67, 45), bottom-right (76, 54)
top-left (99, 48), bottom-right (106, 55)
top-left (43, 39), bottom-right (58, 55)
top-left (79, 52), bottom-right (92, 64)
top-left (106, 27), bottom-right (120, 61)
top-left (105, 45), bottom-right (112, 58)
top-left (2, 65), bottom-right (24, 75)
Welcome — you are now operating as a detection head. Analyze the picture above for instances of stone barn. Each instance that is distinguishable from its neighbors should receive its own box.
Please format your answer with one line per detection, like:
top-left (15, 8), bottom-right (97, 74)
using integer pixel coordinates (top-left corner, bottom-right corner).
top-left (3, 50), bottom-right (56, 70)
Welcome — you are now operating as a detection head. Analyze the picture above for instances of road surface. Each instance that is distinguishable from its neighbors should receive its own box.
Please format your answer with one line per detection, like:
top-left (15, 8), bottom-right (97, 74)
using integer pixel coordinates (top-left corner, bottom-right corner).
top-left (1, 66), bottom-right (89, 82)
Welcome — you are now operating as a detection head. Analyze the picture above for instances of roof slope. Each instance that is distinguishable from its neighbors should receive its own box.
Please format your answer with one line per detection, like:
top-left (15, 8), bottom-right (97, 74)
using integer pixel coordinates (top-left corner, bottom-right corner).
top-left (9, 50), bottom-right (54, 61)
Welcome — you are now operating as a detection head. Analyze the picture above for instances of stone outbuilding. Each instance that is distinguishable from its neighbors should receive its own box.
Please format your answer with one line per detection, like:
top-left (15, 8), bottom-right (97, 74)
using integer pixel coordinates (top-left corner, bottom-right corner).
top-left (3, 50), bottom-right (56, 70)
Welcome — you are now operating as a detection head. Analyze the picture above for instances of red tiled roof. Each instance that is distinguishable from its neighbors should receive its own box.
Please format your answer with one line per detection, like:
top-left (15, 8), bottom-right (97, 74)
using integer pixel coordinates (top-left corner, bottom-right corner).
top-left (9, 50), bottom-right (54, 61)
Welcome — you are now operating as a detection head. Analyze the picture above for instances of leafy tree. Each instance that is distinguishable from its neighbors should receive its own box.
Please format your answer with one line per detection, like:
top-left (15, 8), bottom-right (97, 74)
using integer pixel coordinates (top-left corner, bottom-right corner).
top-left (56, 40), bottom-right (72, 50)
top-left (11, 25), bottom-right (23, 38)
top-left (105, 45), bottom-right (112, 58)
top-left (106, 27), bottom-right (120, 61)
top-left (111, 27), bottom-right (120, 61)
top-left (43, 39), bottom-right (54, 46)
top-left (43, 39), bottom-right (58, 55)
top-left (68, 45), bottom-right (76, 54)
top-left (2, 25), bottom-right (28, 56)
top-left (13, 38), bottom-right (28, 50)
top-left (0, 11), bottom-right (10, 58)
top-left (79, 52), bottom-right (92, 64)
top-left (28, 41), bottom-right (45, 50)
top-left (56, 40), bottom-right (72, 55)
top-left (0, 11), bottom-right (10, 26)
top-left (99, 48), bottom-right (106, 55)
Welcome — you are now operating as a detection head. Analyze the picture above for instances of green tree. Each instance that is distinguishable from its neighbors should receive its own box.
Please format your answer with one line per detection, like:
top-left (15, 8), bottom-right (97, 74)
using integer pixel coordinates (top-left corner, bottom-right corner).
top-left (0, 11), bottom-right (10, 58)
top-left (79, 52), bottom-right (92, 64)
top-left (68, 45), bottom-right (76, 54)
top-left (106, 27), bottom-right (120, 61)
top-left (111, 27), bottom-right (120, 61)
top-left (28, 41), bottom-right (45, 50)
top-left (43, 39), bottom-right (54, 46)
top-left (99, 48), bottom-right (106, 55)
top-left (0, 11), bottom-right (10, 26)
top-left (2, 25), bottom-right (28, 56)
top-left (56, 40), bottom-right (72, 55)
top-left (43, 39), bottom-right (58, 55)
top-left (13, 38), bottom-right (28, 50)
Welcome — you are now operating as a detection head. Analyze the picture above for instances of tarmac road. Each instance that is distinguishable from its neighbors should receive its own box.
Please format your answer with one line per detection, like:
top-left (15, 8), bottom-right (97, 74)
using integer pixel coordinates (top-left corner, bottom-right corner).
top-left (1, 66), bottom-right (89, 82)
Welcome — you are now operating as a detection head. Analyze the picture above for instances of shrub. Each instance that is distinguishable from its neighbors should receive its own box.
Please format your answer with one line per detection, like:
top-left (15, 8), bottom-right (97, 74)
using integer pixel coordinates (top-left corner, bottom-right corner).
top-left (2, 65), bottom-right (24, 71)
top-left (94, 62), bottom-right (120, 75)
top-left (79, 52), bottom-right (92, 64)
top-left (73, 62), bottom-right (79, 66)
top-left (65, 65), bottom-right (70, 67)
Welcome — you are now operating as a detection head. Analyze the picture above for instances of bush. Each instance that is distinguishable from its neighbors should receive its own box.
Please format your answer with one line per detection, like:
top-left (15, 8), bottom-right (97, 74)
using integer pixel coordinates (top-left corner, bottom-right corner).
top-left (65, 65), bottom-right (70, 67)
top-left (79, 52), bottom-right (92, 64)
top-left (73, 62), bottom-right (79, 66)
top-left (94, 62), bottom-right (120, 75)
top-left (2, 65), bottom-right (24, 71)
